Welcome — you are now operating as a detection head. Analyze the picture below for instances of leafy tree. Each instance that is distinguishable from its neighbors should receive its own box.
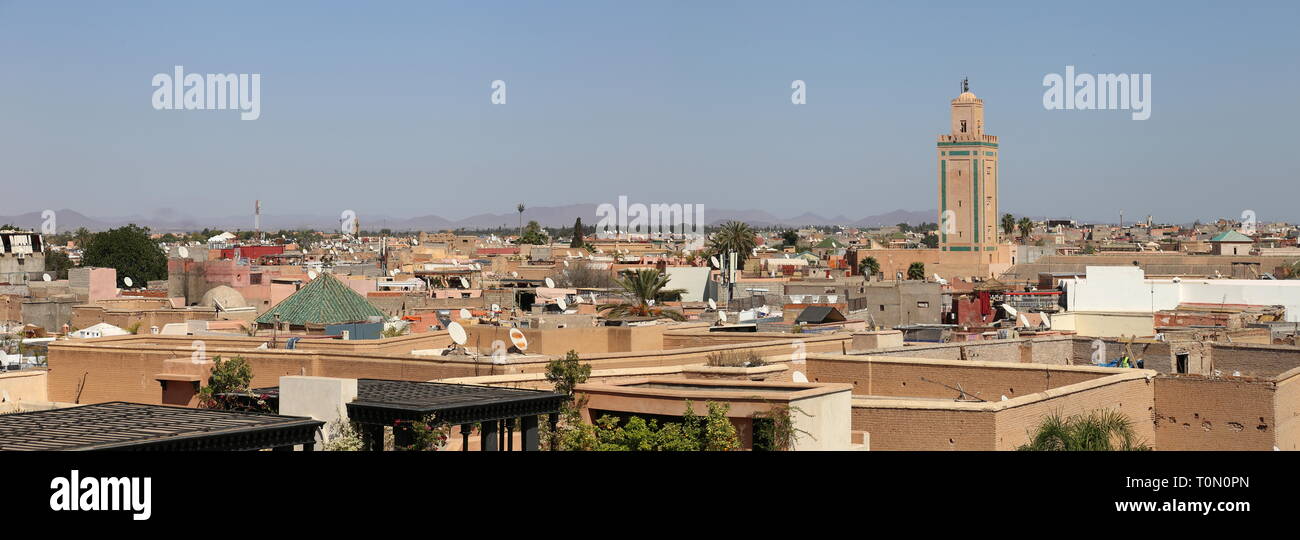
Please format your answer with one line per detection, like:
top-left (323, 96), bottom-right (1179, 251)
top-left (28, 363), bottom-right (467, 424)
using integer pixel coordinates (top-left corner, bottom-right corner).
top-left (1018, 409), bottom-right (1150, 451)
top-left (598, 269), bottom-right (687, 321)
top-left (44, 250), bottom-right (74, 280)
top-left (921, 233), bottom-right (938, 248)
top-left (558, 400), bottom-right (740, 451)
top-left (545, 350), bottom-right (591, 398)
top-left (707, 221), bottom-right (758, 266)
top-left (569, 217), bottom-right (585, 248)
top-left (859, 256), bottom-right (880, 277)
top-left (896, 222), bottom-right (912, 233)
top-left (81, 224), bottom-right (166, 287)
top-left (906, 262), bottom-right (926, 281)
top-left (518, 220), bottom-right (548, 245)
top-left (1001, 213), bottom-right (1015, 238)
top-left (196, 356), bottom-right (266, 411)
top-left (781, 230), bottom-right (799, 247)
top-left (1017, 217), bottom-right (1033, 244)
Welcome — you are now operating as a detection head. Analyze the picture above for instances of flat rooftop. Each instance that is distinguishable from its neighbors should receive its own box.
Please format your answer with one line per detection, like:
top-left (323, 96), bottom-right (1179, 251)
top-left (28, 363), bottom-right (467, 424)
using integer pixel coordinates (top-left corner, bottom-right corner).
top-left (0, 401), bottom-right (322, 451)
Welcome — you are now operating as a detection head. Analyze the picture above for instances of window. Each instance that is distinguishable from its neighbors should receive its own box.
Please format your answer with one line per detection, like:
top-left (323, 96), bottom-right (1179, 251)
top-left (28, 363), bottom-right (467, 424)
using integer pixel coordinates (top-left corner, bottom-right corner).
top-left (1176, 353), bottom-right (1189, 374)
top-left (879, 305), bottom-right (885, 311)
top-left (917, 301), bottom-right (929, 308)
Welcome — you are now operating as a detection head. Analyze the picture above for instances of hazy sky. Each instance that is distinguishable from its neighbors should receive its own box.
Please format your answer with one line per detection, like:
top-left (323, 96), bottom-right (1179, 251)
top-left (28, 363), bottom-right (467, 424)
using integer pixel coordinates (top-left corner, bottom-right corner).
top-left (1, 1), bottom-right (1297, 223)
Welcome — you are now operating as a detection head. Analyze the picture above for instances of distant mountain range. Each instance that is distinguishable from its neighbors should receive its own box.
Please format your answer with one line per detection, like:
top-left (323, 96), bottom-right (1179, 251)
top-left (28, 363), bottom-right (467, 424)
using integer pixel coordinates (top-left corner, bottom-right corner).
top-left (0, 206), bottom-right (940, 233)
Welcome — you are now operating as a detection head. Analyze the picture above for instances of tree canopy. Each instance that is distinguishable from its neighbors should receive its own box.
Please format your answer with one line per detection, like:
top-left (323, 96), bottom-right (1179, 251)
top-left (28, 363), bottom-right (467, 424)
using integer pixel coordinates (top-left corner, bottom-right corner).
top-left (81, 224), bottom-right (167, 287)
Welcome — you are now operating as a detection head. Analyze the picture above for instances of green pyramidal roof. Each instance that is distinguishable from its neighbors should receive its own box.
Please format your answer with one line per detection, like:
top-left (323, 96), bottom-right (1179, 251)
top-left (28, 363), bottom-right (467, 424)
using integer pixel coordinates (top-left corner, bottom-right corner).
top-left (1209, 230), bottom-right (1252, 243)
top-left (255, 272), bottom-right (385, 326)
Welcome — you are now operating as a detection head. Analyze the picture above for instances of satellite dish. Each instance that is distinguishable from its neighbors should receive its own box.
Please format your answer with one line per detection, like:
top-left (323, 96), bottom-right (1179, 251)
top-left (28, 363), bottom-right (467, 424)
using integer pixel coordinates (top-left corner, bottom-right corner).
top-left (509, 328), bottom-right (529, 351)
top-left (511, 271), bottom-right (519, 278)
top-left (710, 255), bottom-right (720, 268)
top-left (389, 269), bottom-right (398, 276)
top-left (123, 277), bottom-right (133, 287)
top-left (589, 293), bottom-right (597, 303)
top-left (545, 277), bottom-right (555, 288)
top-left (42, 273), bottom-right (51, 282)
top-left (573, 296), bottom-right (583, 304)
top-left (708, 298), bottom-right (717, 310)
top-left (447, 322), bottom-right (468, 345)
top-left (491, 303), bottom-right (501, 312)
top-left (647, 299), bottom-right (655, 306)
top-left (459, 308), bottom-right (472, 319)
top-left (557, 298), bottom-right (568, 311)
top-left (307, 270), bottom-right (318, 280)
top-left (459, 276), bottom-right (470, 288)
top-left (563, 260), bottom-right (570, 267)
top-left (178, 246), bottom-right (189, 258)
top-left (412, 239), bottom-right (419, 246)
top-left (719, 311), bottom-right (728, 322)
top-left (792, 371), bottom-right (808, 383)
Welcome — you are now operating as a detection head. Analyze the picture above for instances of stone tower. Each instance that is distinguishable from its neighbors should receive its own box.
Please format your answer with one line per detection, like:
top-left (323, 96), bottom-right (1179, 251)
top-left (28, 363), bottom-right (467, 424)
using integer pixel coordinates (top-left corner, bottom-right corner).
top-left (937, 79), bottom-right (999, 253)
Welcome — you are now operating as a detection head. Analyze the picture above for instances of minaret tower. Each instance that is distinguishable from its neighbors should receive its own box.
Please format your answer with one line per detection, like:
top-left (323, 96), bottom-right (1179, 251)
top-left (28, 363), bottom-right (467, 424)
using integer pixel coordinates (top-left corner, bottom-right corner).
top-left (937, 78), bottom-right (999, 255)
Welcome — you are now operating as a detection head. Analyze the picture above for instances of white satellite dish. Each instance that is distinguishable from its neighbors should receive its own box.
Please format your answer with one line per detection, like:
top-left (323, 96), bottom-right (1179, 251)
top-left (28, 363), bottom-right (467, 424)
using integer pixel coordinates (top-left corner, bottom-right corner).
top-left (792, 371), bottom-right (808, 383)
top-left (719, 311), bottom-right (727, 322)
top-left (412, 239), bottom-right (419, 246)
top-left (42, 273), bottom-right (51, 282)
top-left (459, 276), bottom-right (470, 288)
top-left (447, 322), bottom-right (468, 345)
top-left (710, 255), bottom-right (720, 268)
top-left (459, 308), bottom-right (472, 319)
top-left (511, 271), bottom-right (520, 278)
top-left (708, 298), bottom-right (717, 310)
top-left (491, 303), bottom-right (501, 312)
top-left (573, 296), bottom-right (583, 304)
top-left (178, 246), bottom-right (189, 258)
top-left (308, 270), bottom-right (318, 280)
top-left (545, 277), bottom-right (555, 288)
top-left (389, 269), bottom-right (398, 276)
top-left (123, 277), bottom-right (133, 287)
top-left (589, 293), bottom-right (597, 303)
top-left (647, 299), bottom-right (655, 306)
top-left (557, 298), bottom-right (568, 311)
top-left (509, 328), bottom-right (529, 351)
top-left (563, 260), bottom-right (570, 267)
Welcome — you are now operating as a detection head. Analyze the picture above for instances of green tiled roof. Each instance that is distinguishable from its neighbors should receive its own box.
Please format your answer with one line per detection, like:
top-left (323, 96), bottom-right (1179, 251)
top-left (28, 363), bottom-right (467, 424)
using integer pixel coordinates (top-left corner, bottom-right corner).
top-left (1209, 230), bottom-right (1252, 243)
top-left (255, 272), bottom-right (385, 326)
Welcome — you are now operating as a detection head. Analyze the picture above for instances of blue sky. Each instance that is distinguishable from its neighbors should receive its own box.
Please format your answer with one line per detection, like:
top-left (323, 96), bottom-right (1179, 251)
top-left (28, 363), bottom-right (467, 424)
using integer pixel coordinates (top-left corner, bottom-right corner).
top-left (1, 0), bottom-right (1297, 224)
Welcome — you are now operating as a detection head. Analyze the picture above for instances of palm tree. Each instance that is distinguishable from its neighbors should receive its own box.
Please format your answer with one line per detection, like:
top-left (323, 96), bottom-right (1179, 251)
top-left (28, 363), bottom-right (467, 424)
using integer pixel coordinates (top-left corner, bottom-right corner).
top-left (1018, 409), bottom-right (1150, 451)
top-left (1017, 217), bottom-right (1033, 244)
top-left (859, 256), bottom-right (880, 278)
top-left (598, 269), bottom-right (687, 321)
top-left (707, 221), bottom-right (758, 266)
top-left (516, 204), bottom-right (526, 239)
top-left (906, 262), bottom-right (925, 281)
top-left (1001, 213), bottom-right (1015, 240)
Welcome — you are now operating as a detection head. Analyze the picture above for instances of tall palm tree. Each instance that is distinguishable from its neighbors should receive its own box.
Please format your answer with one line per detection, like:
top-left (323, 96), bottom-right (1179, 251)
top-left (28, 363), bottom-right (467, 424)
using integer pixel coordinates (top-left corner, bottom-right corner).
top-left (1017, 217), bottom-right (1033, 244)
top-left (598, 269), bottom-right (687, 321)
top-left (859, 256), bottom-right (880, 278)
top-left (516, 204), bottom-right (526, 239)
top-left (707, 221), bottom-right (758, 266)
top-left (906, 262), bottom-right (926, 281)
top-left (1001, 213), bottom-right (1015, 240)
top-left (1018, 409), bottom-right (1150, 451)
